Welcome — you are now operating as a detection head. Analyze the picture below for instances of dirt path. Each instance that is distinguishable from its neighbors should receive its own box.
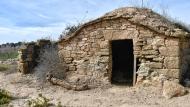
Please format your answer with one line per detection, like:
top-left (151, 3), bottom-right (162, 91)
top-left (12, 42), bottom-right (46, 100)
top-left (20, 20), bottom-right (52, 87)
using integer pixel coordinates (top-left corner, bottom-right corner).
top-left (0, 65), bottom-right (190, 107)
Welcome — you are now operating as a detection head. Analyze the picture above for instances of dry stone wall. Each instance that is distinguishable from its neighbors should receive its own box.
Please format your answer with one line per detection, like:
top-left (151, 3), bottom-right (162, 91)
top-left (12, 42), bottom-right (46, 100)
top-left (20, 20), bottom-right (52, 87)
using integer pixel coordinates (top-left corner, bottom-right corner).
top-left (18, 40), bottom-right (50, 74)
top-left (59, 18), bottom-right (190, 85)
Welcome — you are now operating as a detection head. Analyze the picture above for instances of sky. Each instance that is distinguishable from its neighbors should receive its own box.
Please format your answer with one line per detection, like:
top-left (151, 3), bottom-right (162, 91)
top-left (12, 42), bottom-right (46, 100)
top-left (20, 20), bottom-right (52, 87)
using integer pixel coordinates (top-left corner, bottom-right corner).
top-left (0, 0), bottom-right (190, 44)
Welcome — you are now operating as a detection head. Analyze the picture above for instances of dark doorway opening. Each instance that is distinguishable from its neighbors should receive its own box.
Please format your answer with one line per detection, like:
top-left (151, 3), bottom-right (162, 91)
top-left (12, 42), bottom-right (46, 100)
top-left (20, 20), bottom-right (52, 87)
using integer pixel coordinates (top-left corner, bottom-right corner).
top-left (111, 39), bottom-right (134, 85)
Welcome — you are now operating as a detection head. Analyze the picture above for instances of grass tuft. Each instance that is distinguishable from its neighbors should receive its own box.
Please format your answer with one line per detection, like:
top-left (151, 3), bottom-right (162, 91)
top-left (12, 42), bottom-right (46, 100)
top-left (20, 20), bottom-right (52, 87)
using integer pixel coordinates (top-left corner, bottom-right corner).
top-left (0, 89), bottom-right (12, 105)
top-left (27, 94), bottom-right (51, 107)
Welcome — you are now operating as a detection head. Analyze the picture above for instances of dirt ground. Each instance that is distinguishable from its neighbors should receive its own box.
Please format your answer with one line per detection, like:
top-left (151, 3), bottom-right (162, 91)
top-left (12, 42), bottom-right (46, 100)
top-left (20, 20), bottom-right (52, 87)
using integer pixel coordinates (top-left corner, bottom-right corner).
top-left (0, 65), bottom-right (190, 107)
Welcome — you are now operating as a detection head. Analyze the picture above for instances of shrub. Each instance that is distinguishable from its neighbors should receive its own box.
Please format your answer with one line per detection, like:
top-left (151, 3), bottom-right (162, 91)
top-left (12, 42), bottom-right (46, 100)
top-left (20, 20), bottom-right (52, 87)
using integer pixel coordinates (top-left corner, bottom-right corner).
top-left (34, 42), bottom-right (66, 84)
top-left (0, 89), bottom-right (12, 105)
top-left (59, 23), bottom-right (81, 40)
top-left (27, 94), bottom-right (51, 107)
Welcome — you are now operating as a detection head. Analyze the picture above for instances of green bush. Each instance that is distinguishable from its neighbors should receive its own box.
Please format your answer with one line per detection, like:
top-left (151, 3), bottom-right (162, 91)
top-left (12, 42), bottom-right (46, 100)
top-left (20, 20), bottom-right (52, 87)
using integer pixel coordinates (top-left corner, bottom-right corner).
top-left (0, 89), bottom-right (12, 105)
top-left (0, 51), bottom-right (18, 61)
top-left (27, 94), bottom-right (51, 107)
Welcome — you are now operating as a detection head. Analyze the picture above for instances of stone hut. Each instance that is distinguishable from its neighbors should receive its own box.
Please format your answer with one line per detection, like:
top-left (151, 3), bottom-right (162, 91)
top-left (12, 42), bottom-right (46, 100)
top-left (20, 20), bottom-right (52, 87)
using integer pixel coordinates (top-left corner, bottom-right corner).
top-left (58, 7), bottom-right (190, 86)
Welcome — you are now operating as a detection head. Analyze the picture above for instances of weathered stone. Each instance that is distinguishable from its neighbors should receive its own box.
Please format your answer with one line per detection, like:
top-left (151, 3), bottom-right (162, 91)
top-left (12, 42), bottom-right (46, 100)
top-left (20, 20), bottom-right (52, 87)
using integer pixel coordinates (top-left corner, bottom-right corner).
top-left (145, 62), bottom-right (163, 69)
top-left (165, 38), bottom-right (179, 46)
top-left (100, 49), bottom-right (109, 52)
top-left (163, 81), bottom-right (187, 99)
top-left (65, 46), bottom-right (72, 51)
top-left (142, 45), bottom-right (153, 50)
top-left (137, 63), bottom-right (151, 77)
top-left (159, 46), bottom-right (179, 57)
top-left (136, 42), bottom-right (144, 46)
top-left (152, 36), bottom-right (165, 46)
top-left (134, 46), bottom-right (141, 51)
top-left (172, 29), bottom-right (187, 37)
top-left (154, 69), bottom-right (179, 79)
top-left (139, 30), bottom-right (153, 38)
top-left (60, 50), bottom-right (71, 57)
top-left (64, 58), bottom-right (73, 64)
top-left (142, 50), bottom-right (158, 55)
top-left (96, 30), bottom-right (104, 39)
top-left (91, 43), bottom-right (99, 48)
top-left (112, 30), bottom-right (138, 40)
top-left (153, 57), bottom-right (164, 62)
top-left (134, 51), bottom-right (140, 55)
top-left (77, 70), bottom-right (87, 75)
top-left (82, 38), bottom-right (88, 41)
top-left (69, 66), bottom-right (76, 71)
top-left (100, 41), bottom-right (109, 49)
top-left (144, 55), bottom-right (158, 59)
top-left (164, 57), bottom-right (179, 69)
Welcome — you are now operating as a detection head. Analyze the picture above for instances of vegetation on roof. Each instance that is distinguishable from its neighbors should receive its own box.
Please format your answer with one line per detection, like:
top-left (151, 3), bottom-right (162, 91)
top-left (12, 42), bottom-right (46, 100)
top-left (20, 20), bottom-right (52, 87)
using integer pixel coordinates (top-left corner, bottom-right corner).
top-left (59, 23), bottom-right (82, 40)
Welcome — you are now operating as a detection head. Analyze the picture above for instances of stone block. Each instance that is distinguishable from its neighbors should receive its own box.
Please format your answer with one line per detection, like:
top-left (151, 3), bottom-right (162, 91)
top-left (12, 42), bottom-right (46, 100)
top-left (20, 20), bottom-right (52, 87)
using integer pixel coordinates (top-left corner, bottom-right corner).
top-left (165, 39), bottom-right (179, 46)
top-left (100, 41), bottom-right (109, 49)
top-left (145, 62), bottom-right (163, 69)
top-left (134, 46), bottom-right (141, 51)
top-left (142, 45), bottom-right (153, 50)
top-left (112, 30), bottom-right (138, 40)
top-left (142, 50), bottom-right (159, 55)
top-left (102, 20), bottom-right (112, 28)
top-left (153, 57), bottom-right (164, 62)
top-left (103, 30), bottom-right (113, 40)
top-left (99, 56), bottom-right (109, 63)
top-left (64, 58), bottom-right (73, 64)
top-left (91, 43), bottom-right (99, 48)
top-left (154, 69), bottom-right (179, 79)
top-left (60, 50), bottom-right (71, 57)
top-left (159, 46), bottom-right (179, 57)
top-left (144, 55), bottom-right (158, 59)
top-left (163, 81), bottom-right (187, 99)
top-left (136, 42), bottom-right (144, 46)
top-left (82, 38), bottom-right (88, 41)
top-left (69, 66), bottom-right (76, 71)
top-left (139, 30), bottom-right (153, 38)
top-left (137, 63), bottom-right (150, 76)
top-left (164, 57), bottom-right (179, 69)
top-left (96, 30), bottom-right (104, 39)
top-left (152, 36), bottom-right (165, 46)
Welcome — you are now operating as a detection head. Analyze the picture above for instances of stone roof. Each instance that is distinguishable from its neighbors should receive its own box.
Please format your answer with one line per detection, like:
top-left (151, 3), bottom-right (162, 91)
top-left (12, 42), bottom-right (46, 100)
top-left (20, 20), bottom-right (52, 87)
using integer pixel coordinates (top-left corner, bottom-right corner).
top-left (60, 7), bottom-right (190, 42)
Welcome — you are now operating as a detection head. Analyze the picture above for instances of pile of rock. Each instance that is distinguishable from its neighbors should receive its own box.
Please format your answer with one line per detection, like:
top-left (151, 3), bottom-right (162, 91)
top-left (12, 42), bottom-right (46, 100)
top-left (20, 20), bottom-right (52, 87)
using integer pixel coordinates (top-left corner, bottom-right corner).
top-left (162, 81), bottom-right (188, 99)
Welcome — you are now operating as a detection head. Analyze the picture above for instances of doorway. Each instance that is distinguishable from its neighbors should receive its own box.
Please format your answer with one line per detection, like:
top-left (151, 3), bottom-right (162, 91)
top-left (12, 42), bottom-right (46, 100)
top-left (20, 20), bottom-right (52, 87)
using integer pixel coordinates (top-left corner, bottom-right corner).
top-left (111, 39), bottom-right (134, 85)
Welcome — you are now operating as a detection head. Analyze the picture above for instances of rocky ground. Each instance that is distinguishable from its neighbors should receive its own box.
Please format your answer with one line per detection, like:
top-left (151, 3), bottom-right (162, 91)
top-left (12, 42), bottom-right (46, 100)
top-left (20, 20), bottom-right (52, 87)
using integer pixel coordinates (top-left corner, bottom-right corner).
top-left (0, 65), bottom-right (190, 107)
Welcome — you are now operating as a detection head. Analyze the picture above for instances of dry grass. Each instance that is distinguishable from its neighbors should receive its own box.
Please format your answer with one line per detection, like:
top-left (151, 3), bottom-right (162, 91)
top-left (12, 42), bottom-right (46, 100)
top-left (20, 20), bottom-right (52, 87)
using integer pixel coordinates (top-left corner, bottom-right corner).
top-left (0, 64), bottom-right (9, 72)
top-left (34, 43), bottom-right (66, 84)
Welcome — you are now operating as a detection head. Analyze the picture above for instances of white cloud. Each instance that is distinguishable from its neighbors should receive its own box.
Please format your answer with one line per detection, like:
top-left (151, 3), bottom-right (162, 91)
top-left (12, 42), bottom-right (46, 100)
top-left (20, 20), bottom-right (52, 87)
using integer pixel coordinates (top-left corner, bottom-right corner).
top-left (0, 25), bottom-right (65, 44)
top-left (37, 13), bottom-right (52, 20)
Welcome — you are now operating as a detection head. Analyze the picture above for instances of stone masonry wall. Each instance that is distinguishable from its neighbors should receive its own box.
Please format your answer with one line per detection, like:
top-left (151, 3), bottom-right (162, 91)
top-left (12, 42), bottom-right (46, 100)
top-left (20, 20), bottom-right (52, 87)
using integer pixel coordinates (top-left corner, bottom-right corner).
top-left (18, 40), bottom-right (50, 74)
top-left (59, 18), bottom-right (187, 84)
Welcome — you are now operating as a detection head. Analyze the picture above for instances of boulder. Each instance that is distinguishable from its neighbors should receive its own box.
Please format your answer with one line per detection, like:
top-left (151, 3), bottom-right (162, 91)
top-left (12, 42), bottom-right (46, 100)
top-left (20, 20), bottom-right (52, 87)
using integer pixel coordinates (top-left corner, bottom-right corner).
top-left (163, 81), bottom-right (187, 99)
